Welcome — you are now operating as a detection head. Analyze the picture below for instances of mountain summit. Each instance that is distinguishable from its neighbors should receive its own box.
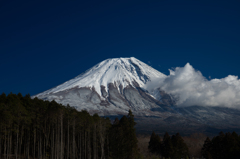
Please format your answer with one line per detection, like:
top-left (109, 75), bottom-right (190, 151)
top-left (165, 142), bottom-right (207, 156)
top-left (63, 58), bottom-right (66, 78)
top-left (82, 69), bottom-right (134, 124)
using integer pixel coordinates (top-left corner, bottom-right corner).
top-left (35, 57), bottom-right (165, 98)
top-left (34, 57), bottom-right (172, 115)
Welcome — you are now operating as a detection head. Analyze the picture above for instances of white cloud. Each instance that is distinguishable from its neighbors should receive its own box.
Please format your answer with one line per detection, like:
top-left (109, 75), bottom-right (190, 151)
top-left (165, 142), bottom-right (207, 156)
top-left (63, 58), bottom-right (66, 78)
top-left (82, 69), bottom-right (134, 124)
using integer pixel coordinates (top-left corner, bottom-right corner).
top-left (146, 63), bottom-right (240, 108)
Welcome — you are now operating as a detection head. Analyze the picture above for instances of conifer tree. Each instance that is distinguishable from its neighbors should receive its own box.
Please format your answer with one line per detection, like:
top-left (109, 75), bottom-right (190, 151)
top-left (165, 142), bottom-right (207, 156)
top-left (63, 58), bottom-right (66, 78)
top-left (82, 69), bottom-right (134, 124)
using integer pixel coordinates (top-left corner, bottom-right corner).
top-left (201, 137), bottom-right (212, 159)
top-left (126, 110), bottom-right (140, 159)
top-left (171, 133), bottom-right (189, 159)
top-left (161, 132), bottom-right (173, 158)
top-left (148, 131), bottom-right (161, 155)
top-left (109, 110), bottom-right (139, 159)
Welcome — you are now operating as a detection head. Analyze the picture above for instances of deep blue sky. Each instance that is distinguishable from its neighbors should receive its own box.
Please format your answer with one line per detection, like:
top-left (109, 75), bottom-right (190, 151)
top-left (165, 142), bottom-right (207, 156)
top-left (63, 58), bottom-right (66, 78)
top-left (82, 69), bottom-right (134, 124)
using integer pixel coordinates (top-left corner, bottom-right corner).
top-left (1, 0), bottom-right (240, 96)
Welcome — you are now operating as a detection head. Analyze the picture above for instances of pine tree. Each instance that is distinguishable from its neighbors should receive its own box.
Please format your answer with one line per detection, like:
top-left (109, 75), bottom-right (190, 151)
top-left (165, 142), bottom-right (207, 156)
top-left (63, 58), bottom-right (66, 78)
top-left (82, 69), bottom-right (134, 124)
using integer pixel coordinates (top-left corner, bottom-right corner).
top-left (148, 131), bottom-right (161, 155)
top-left (127, 109), bottom-right (140, 158)
top-left (109, 110), bottom-right (140, 159)
top-left (201, 137), bottom-right (212, 159)
top-left (161, 132), bottom-right (173, 158)
top-left (171, 133), bottom-right (189, 159)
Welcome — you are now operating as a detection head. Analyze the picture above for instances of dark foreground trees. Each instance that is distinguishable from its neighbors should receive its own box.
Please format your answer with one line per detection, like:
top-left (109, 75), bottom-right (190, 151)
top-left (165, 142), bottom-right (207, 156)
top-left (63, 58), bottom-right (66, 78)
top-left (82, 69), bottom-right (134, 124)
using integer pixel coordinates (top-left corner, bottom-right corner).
top-left (148, 131), bottom-right (161, 155)
top-left (148, 131), bottom-right (189, 159)
top-left (109, 110), bottom-right (140, 159)
top-left (5, 92), bottom-right (240, 159)
top-left (0, 93), bottom-right (139, 159)
top-left (201, 131), bottom-right (240, 159)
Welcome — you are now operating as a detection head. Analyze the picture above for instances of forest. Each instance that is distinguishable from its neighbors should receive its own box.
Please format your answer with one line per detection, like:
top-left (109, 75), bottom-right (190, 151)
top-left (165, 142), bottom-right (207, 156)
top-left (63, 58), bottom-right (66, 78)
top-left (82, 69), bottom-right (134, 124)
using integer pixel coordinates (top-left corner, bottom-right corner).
top-left (146, 131), bottom-right (240, 159)
top-left (0, 93), bottom-right (138, 159)
top-left (0, 93), bottom-right (240, 159)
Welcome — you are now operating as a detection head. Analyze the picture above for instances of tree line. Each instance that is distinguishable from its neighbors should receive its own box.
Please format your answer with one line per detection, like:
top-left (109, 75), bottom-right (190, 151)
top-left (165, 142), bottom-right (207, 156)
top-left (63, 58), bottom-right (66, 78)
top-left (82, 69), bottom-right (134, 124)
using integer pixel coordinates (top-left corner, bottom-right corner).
top-left (1, 93), bottom-right (240, 159)
top-left (148, 131), bottom-right (189, 159)
top-left (201, 131), bottom-right (240, 159)
top-left (0, 93), bottom-right (140, 159)
top-left (148, 130), bottom-right (240, 159)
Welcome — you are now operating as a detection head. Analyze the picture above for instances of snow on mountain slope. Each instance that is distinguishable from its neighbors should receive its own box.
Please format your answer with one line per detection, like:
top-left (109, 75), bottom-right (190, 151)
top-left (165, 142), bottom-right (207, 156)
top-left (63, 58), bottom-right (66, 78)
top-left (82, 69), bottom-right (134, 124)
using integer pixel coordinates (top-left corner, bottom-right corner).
top-left (35, 57), bottom-right (166, 98)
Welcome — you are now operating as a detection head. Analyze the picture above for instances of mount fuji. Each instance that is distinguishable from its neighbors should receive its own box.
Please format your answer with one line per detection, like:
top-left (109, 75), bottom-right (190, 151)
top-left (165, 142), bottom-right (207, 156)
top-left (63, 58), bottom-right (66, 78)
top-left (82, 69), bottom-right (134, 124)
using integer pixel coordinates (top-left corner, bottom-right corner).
top-left (33, 57), bottom-right (240, 135)
top-left (33, 57), bottom-right (174, 116)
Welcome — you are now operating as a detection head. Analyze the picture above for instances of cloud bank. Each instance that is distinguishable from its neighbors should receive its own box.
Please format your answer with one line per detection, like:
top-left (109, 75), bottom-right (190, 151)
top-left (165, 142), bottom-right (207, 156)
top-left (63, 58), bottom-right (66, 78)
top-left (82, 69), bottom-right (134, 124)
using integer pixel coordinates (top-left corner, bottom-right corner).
top-left (147, 63), bottom-right (240, 108)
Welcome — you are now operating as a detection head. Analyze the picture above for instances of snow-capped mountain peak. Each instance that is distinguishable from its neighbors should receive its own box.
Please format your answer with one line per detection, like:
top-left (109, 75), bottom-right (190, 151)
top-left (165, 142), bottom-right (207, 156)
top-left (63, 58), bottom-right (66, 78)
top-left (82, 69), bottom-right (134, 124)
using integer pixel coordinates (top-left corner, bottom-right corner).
top-left (35, 57), bottom-right (166, 98)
